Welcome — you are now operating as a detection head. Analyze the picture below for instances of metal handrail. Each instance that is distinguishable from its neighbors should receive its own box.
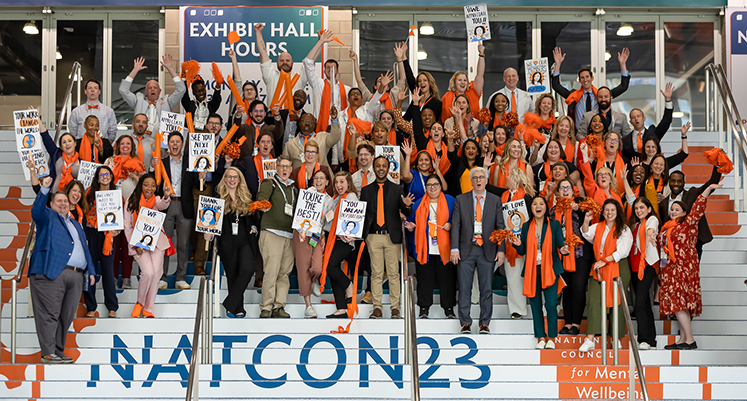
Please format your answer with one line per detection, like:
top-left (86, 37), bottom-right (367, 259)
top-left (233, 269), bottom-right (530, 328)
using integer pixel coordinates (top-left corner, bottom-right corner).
top-left (614, 276), bottom-right (650, 401)
top-left (186, 276), bottom-right (207, 401)
top-left (205, 238), bottom-right (220, 364)
top-left (405, 277), bottom-right (421, 401)
top-left (10, 61), bottom-right (82, 364)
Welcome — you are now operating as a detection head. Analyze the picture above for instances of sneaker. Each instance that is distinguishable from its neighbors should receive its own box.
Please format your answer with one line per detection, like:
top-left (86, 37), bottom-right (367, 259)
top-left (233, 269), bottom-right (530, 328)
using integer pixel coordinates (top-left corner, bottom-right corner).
top-left (419, 307), bottom-right (429, 319)
top-left (158, 280), bottom-right (168, 290)
top-left (617, 340), bottom-right (623, 349)
top-left (536, 339), bottom-right (546, 350)
top-left (259, 310), bottom-right (271, 318)
top-left (545, 339), bottom-right (555, 350)
top-left (479, 324), bottom-right (490, 334)
top-left (175, 280), bottom-right (190, 289)
top-left (131, 302), bottom-right (143, 318)
top-left (579, 338), bottom-right (596, 352)
top-left (391, 309), bottom-right (401, 319)
top-left (41, 354), bottom-right (64, 364)
top-left (460, 324), bottom-right (471, 334)
top-left (443, 307), bottom-right (456, 319)
top-left (360, 291), bottom-right (372, 304)
top-left (638, 342), bottom-right (652, 350)
top-left (272, 308), bottom-right (290, 318)
top-left (122, 278), bottom-right (132, 289)
top-left (369, 308), bottom-right (383, 319)
top-left (311, 282), bottom-right (321, 297)
top-left (304, 306), bottom-right (318, 319)
top-left (57, 354), bottom-right (73, 364)
top-left (510, 313), bottom-right (523, 320)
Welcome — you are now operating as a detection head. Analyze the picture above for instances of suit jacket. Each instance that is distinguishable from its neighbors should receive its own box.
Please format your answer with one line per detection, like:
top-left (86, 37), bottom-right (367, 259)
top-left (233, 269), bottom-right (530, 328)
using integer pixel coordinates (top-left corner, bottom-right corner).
top-left (277, 109), bottom-right (306, 156)
top-left (231, 155), bottom-right (261, 198)
top-left (551, 73), bottom-right (630, 127)
top-left (451, 190), bottom-right (506, 261)
top-left (622, 107), bottom-right (673, 160)
top-left (577, 108), bottom-right (632, 139)
top-left (658, 166), bottom-right (721, 244)
top-left (489, 87), bottom-right (535, 122)
top-left (361, 179), bottom-right (413, 244)
top-left (156, 155), bottom-right (188, 215)
top-left (282, 124), bottom-right (342, 169)
top-left (29, 188), bottom-right (95, 281)
top-left (236, 120), bottom-right (285, 160)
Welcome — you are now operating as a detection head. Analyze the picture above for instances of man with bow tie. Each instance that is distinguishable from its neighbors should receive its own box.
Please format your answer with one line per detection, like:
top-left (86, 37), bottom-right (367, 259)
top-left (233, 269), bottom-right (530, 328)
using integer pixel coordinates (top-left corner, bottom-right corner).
top-left (119, 54), bottom-right (186, 135)
top-left (68, 79), bottom-right (117, 143)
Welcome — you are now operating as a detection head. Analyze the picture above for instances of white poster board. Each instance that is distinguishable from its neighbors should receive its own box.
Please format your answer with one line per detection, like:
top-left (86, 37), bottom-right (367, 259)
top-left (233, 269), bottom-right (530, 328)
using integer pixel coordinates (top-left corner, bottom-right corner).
top-left (13, 109), bottom-right (43, 152)
top-left (95, 190), bottom-right (124, 232)
top-left (375, 145), bottom-right (400, 184)
top-left (292, 189), bottom-right (325, 235)
top-left (195, 196), bottom-right (225, 235)
top-left (18, 148), bottom-right (49, 181)
top-left (524, 57), bottom-right (550, 95)
top-left (263, 158), bottom-right (277, 179)
top-left (502, 198), bottom-right (529, 239)
top-left (160, 111), bottom-right (186, 148)
top-left (464, 4), bottom-right (491, 42)
top-left (188, 132), bottom-right (215, 172)
top-left (78, 161), bottom-right (103, 189)
top-left (129, 207), bottom-right (166, 251)
top-left (335, 198), bottom-right (367, 239)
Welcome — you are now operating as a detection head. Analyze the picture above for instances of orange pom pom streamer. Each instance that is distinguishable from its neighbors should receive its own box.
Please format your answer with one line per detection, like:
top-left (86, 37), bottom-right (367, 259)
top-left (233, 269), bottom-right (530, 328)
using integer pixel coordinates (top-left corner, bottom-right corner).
top-left (477, 107), bottom-right (492, 126)
top-left (181, 60), bottom-right (201, 88)
top-left (215, 124), bottom-right (239, 156)
top-left (704, 147), bottom-right (734, 175)
top-left (555, 197), bottom-right (574, 214)
top-left (489, 229), bottom-right (517, 246)
top-left (502, 111), bottom-right (519, 129)
top-left (223, 142), bottom-right (241, 159)
top-left (227, 31), bottom-right (240, 45)
top-left (566, 234), bottom-right (584, 248)
top-left (211, 62), bottom-right (225, 86)
top-left (249, 200), bottom-right (272, 213)
top-left (578, 198), bottom-right (602, 217)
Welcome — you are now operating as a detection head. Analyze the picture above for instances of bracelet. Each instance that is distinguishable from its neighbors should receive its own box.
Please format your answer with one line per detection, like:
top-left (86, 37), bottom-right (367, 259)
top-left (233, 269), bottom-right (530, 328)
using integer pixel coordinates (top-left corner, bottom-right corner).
top-left (681, 136), bottom-right (687, 139)
top-left (479, 54), bottom-right (485, 57)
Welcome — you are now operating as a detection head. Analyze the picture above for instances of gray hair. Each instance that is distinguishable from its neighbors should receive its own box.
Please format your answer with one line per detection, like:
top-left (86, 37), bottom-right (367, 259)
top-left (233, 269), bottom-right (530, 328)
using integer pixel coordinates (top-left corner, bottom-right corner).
top-left (469, 166), bottom-right (488, 180)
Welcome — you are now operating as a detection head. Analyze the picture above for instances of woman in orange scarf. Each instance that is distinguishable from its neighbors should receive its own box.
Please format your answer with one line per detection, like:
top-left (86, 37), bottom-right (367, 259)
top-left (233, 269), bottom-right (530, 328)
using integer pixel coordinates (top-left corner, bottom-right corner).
top-left (532, 94), bottom-right (558, 136)
top-left (486, 93), bottom-right (510, 131)
top-left (76, 115), bottom-right (113, 163)
top-left (628, 197), bottom-right (660, 350)
top-left (440, 43), bottom-right (485, 122)
top-left (404, 174), bottom-right (456, 319)
top-left (444, 94), bottom-right (481, 142)
top-left (589, 131), bottom-right (626, 194)
top-left (579, 142), bottom-right (623, 211)
top-left (532, 139), bottom-right (581, 194)
top-left (579, 199), bottom-right (633, 352)
top-left (513, 196), bottom-right (570, 349)
top-left (291, 139), bottom-right (332, 194)
top-left (551, 116), bottom-right (577, 165)
top-left (659, 183), bottom-right (721, 350)
top-left (621, 164), bottom-right (659, 218)
top-left (82, 165), bottom-right (121, 319)
top-left (491, 137), bottom-right (534, 189)
top-left (36, 115), bottom-right (81, 192)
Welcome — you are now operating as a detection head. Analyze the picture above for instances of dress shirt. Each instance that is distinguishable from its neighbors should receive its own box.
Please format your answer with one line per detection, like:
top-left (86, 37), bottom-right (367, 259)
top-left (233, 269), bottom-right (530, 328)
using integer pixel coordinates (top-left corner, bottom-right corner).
top-left (170, 157), bottom-right (183, 197)
top-left (39, 187), bottom-right (87, 268)
top-left (69, 101), bottom-right (118, 141)
top-left (118, 76), bottom-right (186, 133)
top-left (581, 222), bottom-right (633, 262)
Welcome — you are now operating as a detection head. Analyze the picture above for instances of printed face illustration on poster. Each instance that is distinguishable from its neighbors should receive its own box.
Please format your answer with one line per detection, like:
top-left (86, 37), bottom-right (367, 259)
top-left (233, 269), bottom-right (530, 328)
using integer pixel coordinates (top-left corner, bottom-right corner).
top-left (292, 189), bottom-right (325, 235)
top-left (78, 161), bottom-right (104, 189)
top-left (129, 207), bottom-right (166, 251)
top-left (524, 58), bottom-right (550, 94)
top-left (335, 198), bottom-right (367, 239)
top-left (18, 148), bottom-right (49, 181)
top-left (375, 145), bottom-right (400, 184)
top-left (160, 112), bottom-right (186, 148)
top-left (188, 132), bottom-right (215, 172)
top-left (95, 190), bottom-right (124, 232)
top-left (502, 198), bottom-right (528, 237)
top-left (464, 4), bottom-right (491, 42)
top-left (195, 196), bottom-right (225, 235)
top-left (13, 109), bottom-right (43, 152)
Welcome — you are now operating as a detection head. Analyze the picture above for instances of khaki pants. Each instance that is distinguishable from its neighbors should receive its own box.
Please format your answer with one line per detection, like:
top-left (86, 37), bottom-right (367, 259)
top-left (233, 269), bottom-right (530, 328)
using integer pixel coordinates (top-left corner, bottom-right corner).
top-left (366, 233), bottom-right (401, 311)
top-left (259, 231), bottom-right (294, 312)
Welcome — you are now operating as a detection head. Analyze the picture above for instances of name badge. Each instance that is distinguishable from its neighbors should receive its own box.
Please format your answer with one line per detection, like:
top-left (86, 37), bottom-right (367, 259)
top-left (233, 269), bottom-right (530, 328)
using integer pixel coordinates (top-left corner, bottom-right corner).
top-left (326, 210), bottom-right (335, 222)
top-left (474, 222), bottom-right (483, 237)
top-left (232, 222), bottom-right (239, 236)
top-left (284, 203), bottom-right (293, 217)
top-left (253, 146), bottom-right (258, 157)
top-left (660, 248), bottom-right (667, 265)
top-left (299, 152), bottom-right (305, 164)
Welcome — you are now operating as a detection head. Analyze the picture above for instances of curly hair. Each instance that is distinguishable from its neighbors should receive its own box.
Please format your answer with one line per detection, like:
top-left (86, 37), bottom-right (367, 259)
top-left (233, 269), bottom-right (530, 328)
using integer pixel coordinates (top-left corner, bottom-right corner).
top-left (217, 167), bottom-right (253, 216)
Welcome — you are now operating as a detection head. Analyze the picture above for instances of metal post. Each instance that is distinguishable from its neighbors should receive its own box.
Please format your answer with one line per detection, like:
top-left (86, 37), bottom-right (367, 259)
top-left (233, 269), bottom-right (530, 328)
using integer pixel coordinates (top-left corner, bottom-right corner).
top-left (407, 277), bottom-right (421, 401)
top-left (613, 286), bottom-right (619, 365)
top-left (601, 280), bottom-right (607, 366)
top-left (207, 279), bottom-right (213, 364)
top-left (629, 346), bottom-right (635, 401)
top-left (11, 279), bottom-right (17, 364)
top-left (706, 69), bottom-right (711, 132)
top-left (403, 279), bottom-right (411, 365)
top-left (201, 283), bottom-right (208, 363)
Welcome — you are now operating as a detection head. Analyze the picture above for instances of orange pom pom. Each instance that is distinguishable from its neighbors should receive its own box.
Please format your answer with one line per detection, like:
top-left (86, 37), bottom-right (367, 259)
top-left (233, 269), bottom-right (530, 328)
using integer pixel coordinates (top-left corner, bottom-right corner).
top-left (522, 112), bottom-right (544, 129)
top-left (489, 229), bottom-right (517, 245)
top-left (704, 147), bottom-right (734, 175)
top-left (211, 62), bottom-right (225, 86)
top-left (566, 234), bottom-right (584, 248)
top-left (477, 107), bottom-right (492, 126)
top-left (227, 31), bottom-right (240, 45)
top-left (578, 198), bottom-right (602, 217)
top-left (502, 111), bottom-right (519, 128)
top-left (223, 142), bottom-right (241, 159)
top-left (584, 134), bottom-right (602, 150)
top-left (181, 60), bottom-right (201, 87)
top-left (249, 200), bottom-right (273, 213)
top-left (555, 197), bottom-right (573, 214)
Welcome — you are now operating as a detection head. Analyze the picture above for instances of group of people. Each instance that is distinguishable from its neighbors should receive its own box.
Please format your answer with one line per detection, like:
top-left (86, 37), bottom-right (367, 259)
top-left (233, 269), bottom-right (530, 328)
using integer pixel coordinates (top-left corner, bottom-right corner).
top-left (28, 25), bottom-right (727, 364)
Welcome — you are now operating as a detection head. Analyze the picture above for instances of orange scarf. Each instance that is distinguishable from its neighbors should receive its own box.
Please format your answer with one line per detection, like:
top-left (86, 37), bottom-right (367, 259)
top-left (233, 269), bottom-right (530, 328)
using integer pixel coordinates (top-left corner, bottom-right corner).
top-left (85, 188), bottom-right (114, 256)
top-left (320, 193), bottom-right (355, 292)
top-left (69, 204), bottom-right (83, 225)
top-left (634, 219), bottom-right (652, 281)
top-left (59, 152), bottom-right (79, 191)
top-left (254, 154), bottom-right (264, 181)
top-left (522, 219), bottom-right (556, 298)
top-left (413, 193), bottom-right (450, 265)
top-left (297, 162), bottom-right (319, 190)
top-left (317, 79), bottom-right (348, 133)
top-left (380, 92), bottom-right (393, 110)
top-left (559, 137), bottom-right (574, 162)
top-left (440, 83), bottom-right (480, 122)
top-left (553, 203), bottom-right (576, 272)
top-left (133, 193), bottom-right (157, 224)
top-left (649, 176), bottom-right (664, 193)
top-left (111, 155), bottom-right (145, 184)
top-left (79, 134), bottom-right (99, 163)
top-left (565, 86), bottom-right (598, 106)
top-left (426, 140), bottom-right (451, 174)
top-left (495, 160), bottom-right (526, 188)
top-left (345, 116), bottom-right (372, 172)
top-left (494, 112), bottom-right (505, 126)
top-left (596, 152), bottom-right (625, 195)
top-left (660, 219), bottom-right (678, 264)
top-left (501, 188), bottom-right (526, 266)
top-left (592, 222), bottom-right (621, 306)
top-left (388, 130), bottom-right (397, 146)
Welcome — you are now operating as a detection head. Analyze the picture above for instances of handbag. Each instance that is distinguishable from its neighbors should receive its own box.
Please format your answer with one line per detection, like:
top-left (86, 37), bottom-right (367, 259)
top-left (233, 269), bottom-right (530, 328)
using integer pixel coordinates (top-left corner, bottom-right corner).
top-left (165, 235), bottom-right (176, 257)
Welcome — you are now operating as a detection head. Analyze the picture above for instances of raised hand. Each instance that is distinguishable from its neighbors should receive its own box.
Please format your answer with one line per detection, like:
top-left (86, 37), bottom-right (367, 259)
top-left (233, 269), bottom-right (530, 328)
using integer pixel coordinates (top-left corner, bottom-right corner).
top-left (401, 193), bottom-right (415, 207)
top-left (40, 176), bottom-right (53, 189)
top-left (552, 47), bottom-right (565, 71)
top-left (319, 29), bottom-right (334, 43)
top-left (254, 23), bottom-right (264, 32)
top-left (681, 122), bottom-right (691, 136)
top-left (379, 70), bottom-right (393, 91)
top-left (401, 140), bottom-right (413, 156)
top-left (482, 152), bottom-right (494, 169)
top-left (394, 41), bottom-right (408, 61)
top-left (661, 82), bottom-right (674, 102)
top-left (433, 155), bottom-right (442, 172)
top-left (330, 105), bottom-right (338, 120)
top-left (631, 156), bottom-right (640, 167)
top-left (410, 87), bottom-right (422, 105)
top-left (132, 57), bottom-right (147, 73)
top-left (348, 49), bottom-right (358, 62)
top-left (160, 54), bottom-right (174, 69)
top-left (478, 42), bottom-right (485, 56)
top-left (584, 211), bottom-right (593, 225)
top-left (617, 47), bottom-right (630, 70)
top-left (398, 87), bottom-right (409, 103)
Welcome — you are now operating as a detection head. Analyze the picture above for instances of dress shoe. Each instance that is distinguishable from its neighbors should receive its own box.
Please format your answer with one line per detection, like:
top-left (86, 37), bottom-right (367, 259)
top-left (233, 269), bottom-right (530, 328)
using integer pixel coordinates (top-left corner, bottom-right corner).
top-left (131, 302), bottom-right (143, 318)
top-left (193, 267), bottom-right (207, 276)
top-left (360, 291), bottom-right (372, 304)
top-left (460, 324), bottom-right (471, 334)
top-left (569, 326), bottom-right (580, 335)
top-left (391, 309), bottom-right (401, 319)
top-left (479, 325), bottom-right (490, 334)
top-left (327, 312), bottom-right (348, 319)
top-left (272, 308), bottom-right (290, 318)
top-left (108, 310), bottom-right (116, 318)
top-left (259, 310), bottom-right (271, 318)
top-left (419, 307), bottom-right (429, 319)
top-left (443, 307), bottom-right (456, 319)
top-left (86, 311), bottom-right (96, 318)
top-left (545, 339), bottom-right (555, 349)
top-left (559, 326), bottom-right (572, 335)
top-left (369, 308), bottom-right (383, 319)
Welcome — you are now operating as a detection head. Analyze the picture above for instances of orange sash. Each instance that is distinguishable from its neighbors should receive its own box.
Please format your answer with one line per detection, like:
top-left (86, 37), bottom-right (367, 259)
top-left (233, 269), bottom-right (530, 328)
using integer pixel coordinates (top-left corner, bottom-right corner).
top-left (317, 79), bottom-right (348, 133)
top-left (133, 193), bottom-right (157, 223)
top-left (79, 134), bottom-right (99, 163)
top-left (426, 140), bottom-right (451, 174)
top-left (297, 162), bottom-right (320, 190)
top-left (413, 193), bottom-right (450, 265)
top-left (254, 154), bottom-right (264, 181)
top-left (649, 176), bottom-right (664, 193)
top-left (380, 92), bottom-right (393, 110)
top-left (495, 160), bottom-right (526, 188)
top-left (559, 137), bottom-right (574, 162)
top-left (111, 156), bottom-right (145, 184)
top-left (59, 152), bottom-right (79, 191)
top-left (501, 188), bottom-right (526, 266)
top-left (592, 222), bottom-right (621, 306)
top-left (320, 193), bottom-right (355, 292)
top-left (635, 219), bottom-right (651, 281)
top-left (565, 86), bottom-right (598, 106)
top-left (440, 82), bottom-right (481, 122)
top-left (596, 152), bottom-right (625, 195)
top-left (553, 204), bottom-right (576, 272)
top-left (660, 220), bottom-right (678, 264)
top-left (523, 219), bottom-right (556, 298)
top-left (388, 130), bottom-right (397, 146)
top-left (70, 204), bottom-right (83, 225)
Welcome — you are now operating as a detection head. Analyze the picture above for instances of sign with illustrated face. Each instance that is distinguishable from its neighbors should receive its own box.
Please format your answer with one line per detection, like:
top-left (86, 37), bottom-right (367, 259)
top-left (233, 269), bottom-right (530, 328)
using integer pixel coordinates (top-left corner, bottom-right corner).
top-left (503, 198), bottom-right (528, 238)
top-left (292, 189), bottom-right (325, 235)
top-left (78, 161), bottom-right (104, 189)
top-left (195, 195), bottom-right (225, 235)
top-left (375, 145), bottom-right (400, 184)
top-left (188, 132), bottom-right (215, 172)
top-left (464, 4), bottom-right (491, 42)
top-left (18, 148), bottom-right (48, 181)
top-left (160, 112), bottom-right (186, 148)
top-left (525, 57), bottom-right (550, 94)
top-left (129, 207), bottom-right (166, 251)
top-left (95, 190), bottom-right (124, 232)
top-left (13, 109), bottom-right (42, 152)
top-left (335, 198), bottom-right (367, 239)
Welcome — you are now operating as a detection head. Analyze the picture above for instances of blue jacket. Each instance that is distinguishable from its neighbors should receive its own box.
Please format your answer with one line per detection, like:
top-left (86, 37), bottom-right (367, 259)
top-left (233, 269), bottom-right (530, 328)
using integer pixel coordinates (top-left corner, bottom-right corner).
top-left (406, 194), bottom-right (455, 263)
top-left (29, 188), bottom-right (95, 282)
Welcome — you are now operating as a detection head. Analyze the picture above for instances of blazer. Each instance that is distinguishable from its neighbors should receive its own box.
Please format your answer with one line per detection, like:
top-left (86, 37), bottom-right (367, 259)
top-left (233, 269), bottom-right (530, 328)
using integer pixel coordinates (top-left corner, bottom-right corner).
top-left (29, 188), bottom-right (95, 281)
top-left (156, 155), bottom-right (188, 213)
top-left (577, 109), bottom-right (632, 139)
top-left (277, 109), bottom-right (307, 156)
top-left (282, 124), bottom-right (341, 169)
top-left (236, 119), bottom-right (285, 160)
top-left (622, 106), bottom-right (674, 160)
top-left (551, 72), bottom-right (630, 126)
top-left (450, 190), bottom-right (506, 261)
top-left (361, 179), bottom-right (413, 244)
top-left (658, 166), bottom-right (721, 245)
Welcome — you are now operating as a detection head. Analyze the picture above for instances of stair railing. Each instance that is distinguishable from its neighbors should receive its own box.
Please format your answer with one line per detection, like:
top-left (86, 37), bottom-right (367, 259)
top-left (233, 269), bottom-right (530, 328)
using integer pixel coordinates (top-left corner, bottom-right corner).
top-left (401, 224), bottom-right (421, 401)
top-left (186, 276), bottom-right (208, 401)
top-left (205, 238), bottom-right (220, 364)
top-left (9, 61), bottom-right (81, 364)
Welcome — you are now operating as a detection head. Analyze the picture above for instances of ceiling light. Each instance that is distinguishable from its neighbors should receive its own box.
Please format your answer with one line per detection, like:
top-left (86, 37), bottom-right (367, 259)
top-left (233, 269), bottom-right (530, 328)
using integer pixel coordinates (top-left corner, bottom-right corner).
top-left (23, 21), bottom-right (38, 35)
top-left (420, 22), bottom-right (434, 36)
top-left (417, 44), bottom-right (427, 60)
top-left (605, 52), bottom-right (611, 61)
top-left (617, 23), bottom-right (634, 37)
top-left (672, 111), bottom-right (685, 118)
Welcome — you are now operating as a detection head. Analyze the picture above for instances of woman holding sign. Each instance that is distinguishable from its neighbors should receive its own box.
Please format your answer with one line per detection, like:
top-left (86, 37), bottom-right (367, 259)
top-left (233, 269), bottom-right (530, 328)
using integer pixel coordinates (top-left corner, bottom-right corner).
top-left (124, 174), bottom-right (171, 318)
top-left (83, 165), bottom-right (121, 318)
top-left (206, 167), bottom-right (256, 318)
top-left (36, 116), bottom-right (81, 192)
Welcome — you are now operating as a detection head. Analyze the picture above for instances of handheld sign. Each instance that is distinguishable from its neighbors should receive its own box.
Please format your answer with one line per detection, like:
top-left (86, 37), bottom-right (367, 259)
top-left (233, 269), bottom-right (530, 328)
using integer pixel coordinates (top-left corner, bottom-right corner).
top-left (464, 4), bottom-right (491, 42)
top-left (18, 148), bottom-right (49, 181)
top-left (78, 161), bottom-right (103, 189)
top-left (95, 190), bottom-right (124, 231)
top-left (195, 196), bottom-right (225, 235)
top-left (503, 197), bottom-right (529, 240)
top-left (13, 109), bottom-right (43, 152)
top-left (375, 145), bottom-right (401, 184)
top-left (292, 189), bottom-right (325, 235)
top-left (263, 158), bottom-right (277, 179)
top-left (188, 132), bottom-right (215, 172)
top-left (129, 207), bottom-right (166, 251)
top-left (335, 199), bottom-right (367, 239)
top-left (525, 57), bottom-right (550, 94)
top-left (160, 111), bottom-right (186, 148)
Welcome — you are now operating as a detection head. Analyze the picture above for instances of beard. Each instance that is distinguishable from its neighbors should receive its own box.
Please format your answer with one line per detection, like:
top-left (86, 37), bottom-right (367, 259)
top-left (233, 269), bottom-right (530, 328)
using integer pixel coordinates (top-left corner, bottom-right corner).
top-left (599, 100), bottom-right (611, 110)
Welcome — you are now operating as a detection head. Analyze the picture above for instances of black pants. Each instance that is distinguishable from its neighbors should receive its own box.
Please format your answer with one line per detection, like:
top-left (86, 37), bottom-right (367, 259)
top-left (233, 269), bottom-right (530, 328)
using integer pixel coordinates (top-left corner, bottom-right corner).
top-left (220, 238), bottom-right (254, 315)
top-left (561, 256), bottom-right (593, 326)
top-left (326, 240), bottom-right (354, 310)
top-left (632, 264), bottom-right (657, 346)
top-left (416, 258), bottom-right (457, 309)
top-left (249, 231), bottom-right (264, 281)
top-left (83, 228), bottom-right (118, 312)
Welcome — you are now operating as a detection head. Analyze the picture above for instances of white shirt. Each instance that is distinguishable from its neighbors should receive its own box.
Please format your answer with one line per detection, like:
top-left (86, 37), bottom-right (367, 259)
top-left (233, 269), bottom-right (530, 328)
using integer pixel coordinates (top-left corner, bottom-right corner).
top-left (352, 165), bottom-right (375, 197)
top-left (634, 217), bottom-right (660, 266)
top-left (303, 57), bottom-right (351, 127)
top-left (260, 60), bottom-right (308, 108)
top-left (582, 223), bottom-right (633, 262)
top-left (169, 157), bottom-right (183, 197)
top-left (335, 92), bottom-right (383, 165)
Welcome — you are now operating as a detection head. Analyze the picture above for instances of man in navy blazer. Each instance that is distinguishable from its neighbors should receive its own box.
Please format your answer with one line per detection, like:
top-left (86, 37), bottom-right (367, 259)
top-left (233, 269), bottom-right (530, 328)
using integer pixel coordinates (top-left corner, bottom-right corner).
top-left (29, 176), bottom-right (95, 364)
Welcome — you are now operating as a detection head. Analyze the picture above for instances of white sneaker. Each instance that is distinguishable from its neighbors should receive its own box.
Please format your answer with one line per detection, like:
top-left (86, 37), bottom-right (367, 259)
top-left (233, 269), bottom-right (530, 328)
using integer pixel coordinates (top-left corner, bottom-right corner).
top-left (122, 278), bottom-right (132, 289)
top-left (545, 339), bottom-right (555, 350)
top-left (304, 306), bottom-right (318, 319)
top-left (311, 281), bottom-right (321, 297)
top-left (618, 340), bottom-right (623, 349)
top-left (175, 280), bottom-right (190, 289)
top-left (158, 280), bottom-right (168, 290)
top-left (638, 342), bottom-right (652, 350)
top-left (579, 338), bottom-right (596, 352)
top-left (535, 339), bottom-right (546, 350)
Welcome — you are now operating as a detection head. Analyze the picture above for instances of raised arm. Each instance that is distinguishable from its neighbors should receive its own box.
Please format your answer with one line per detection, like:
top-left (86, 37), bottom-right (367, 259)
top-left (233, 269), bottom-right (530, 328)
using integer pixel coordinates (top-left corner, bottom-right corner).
top-left (229, 48), bottom-right (242, 83)
top-left (254, 23), bottom-right (270, 64)
top-left (306, 29), bottom-right (334, 63)
top-left (394, 42), bottom-right (408, 91)
top-left (656, 82), bottom-right (674, 138)
top-left (402, 140), bottom-right (414, 184)
top-left (349, 50), bottom-right (367, 91)
top-left (473, 42), bottom-right (486, 94)
top-left (680, 122), bottom-right (690, 155)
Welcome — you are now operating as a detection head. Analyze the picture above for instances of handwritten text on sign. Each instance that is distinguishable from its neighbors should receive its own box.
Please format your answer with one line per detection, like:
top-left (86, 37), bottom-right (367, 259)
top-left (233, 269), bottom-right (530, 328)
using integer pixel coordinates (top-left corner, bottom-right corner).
top-left (160, 112), bottom-right (185, 148)
top-left (130, 207), bottom-right (165, 251)
top-left (95, 190), bottom-right (124, 232)
top-left (292, 189), bottom-right (325, 234)
top-left (335, 198), bottom-right (367, 239)
top-left (13, 109), bottom-right (42, 152)
top-left (464, 4), bottom-right (491, 42)
top-left (188, 132), bottom-right (215, 172)
top-left (195, 195), bottom-right (225, 236)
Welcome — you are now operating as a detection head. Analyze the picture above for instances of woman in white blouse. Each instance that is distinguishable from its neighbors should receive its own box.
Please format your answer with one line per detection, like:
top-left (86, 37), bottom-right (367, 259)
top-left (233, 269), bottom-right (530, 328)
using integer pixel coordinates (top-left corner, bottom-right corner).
top-left (628, 197), bottom-right (660, 350)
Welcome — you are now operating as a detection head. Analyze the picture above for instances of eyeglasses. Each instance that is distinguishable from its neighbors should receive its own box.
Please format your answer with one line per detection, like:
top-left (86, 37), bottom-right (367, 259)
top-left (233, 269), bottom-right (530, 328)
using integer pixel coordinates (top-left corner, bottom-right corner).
top-left (305, 150), bottom-right (318, 154)
top-left (425, 183), bottom-right (440, 188)
top-left (225, 175), bottom-right (240, 180)
top-left (471, 176), bottom-right (487, 181)
top-left (559, 186), bottom-right (573, 191)
top-left (206, 121), bottom-right (222, 126)
top-left (607, 138), bottom-right (619, 143)
top-left (99, 172), bottom-right (111, 178)
top-left (278, 164), bottom-right (293, 169)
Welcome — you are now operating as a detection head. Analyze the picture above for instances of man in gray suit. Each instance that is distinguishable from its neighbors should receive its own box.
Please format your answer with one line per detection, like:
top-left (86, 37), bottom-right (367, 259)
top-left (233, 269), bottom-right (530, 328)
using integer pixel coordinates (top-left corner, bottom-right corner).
top-left (450, 167), bottom-right (506, 335)
top-left (576, 86), bottom-right (632, 139)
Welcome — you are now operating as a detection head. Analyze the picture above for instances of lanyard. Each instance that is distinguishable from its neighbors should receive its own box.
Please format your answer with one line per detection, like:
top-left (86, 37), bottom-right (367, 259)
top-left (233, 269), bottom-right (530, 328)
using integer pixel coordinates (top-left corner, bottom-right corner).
top-left (273, 176), bottom-right (295, 205)
top-left (418, 172), bottom-right (426, 194)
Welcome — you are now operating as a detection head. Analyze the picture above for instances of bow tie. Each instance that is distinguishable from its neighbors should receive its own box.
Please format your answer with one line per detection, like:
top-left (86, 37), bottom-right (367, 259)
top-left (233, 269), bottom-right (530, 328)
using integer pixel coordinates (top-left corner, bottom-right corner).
top-left (87, 104), bottom-right (99, 110)
top-left (148, 100), bottom-right (157, 106)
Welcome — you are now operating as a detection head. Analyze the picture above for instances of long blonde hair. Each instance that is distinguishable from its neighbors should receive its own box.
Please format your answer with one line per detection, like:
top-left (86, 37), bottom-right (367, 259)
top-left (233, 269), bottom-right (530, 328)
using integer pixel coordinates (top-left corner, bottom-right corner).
top-left (507, 167), bottom-right (536, 197)
top-left (217, 167), bottom-right (252, 216)
top-left (551, 116), bottom-right (577, 146)
top-left (448, 71), bottom-right (469, 92)
top-left (499, 137), bottom-right (528, 173)
top-left (417, 71), bottom-right (440, 99)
